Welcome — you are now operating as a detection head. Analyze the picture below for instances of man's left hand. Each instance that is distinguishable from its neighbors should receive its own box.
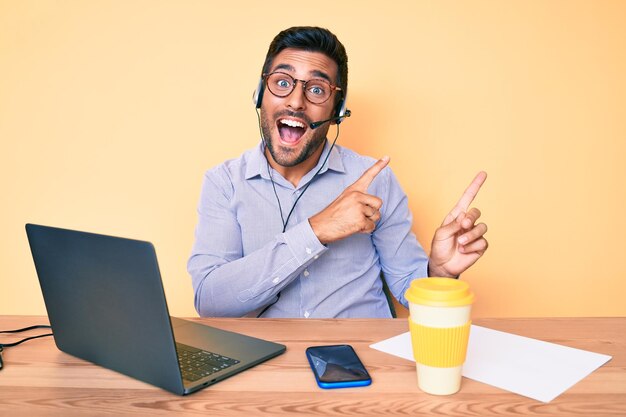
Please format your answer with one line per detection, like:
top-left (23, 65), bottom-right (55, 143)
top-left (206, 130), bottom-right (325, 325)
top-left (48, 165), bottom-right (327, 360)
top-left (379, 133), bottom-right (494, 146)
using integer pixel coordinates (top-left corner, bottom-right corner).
top-left (428, 172), bottom-right (489, 277)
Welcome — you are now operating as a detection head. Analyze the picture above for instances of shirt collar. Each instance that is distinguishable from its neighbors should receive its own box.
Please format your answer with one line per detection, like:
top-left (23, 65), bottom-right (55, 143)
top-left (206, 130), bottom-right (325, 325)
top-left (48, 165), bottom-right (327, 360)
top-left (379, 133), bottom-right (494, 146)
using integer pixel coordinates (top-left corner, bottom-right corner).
top-left (245, 140), bottom-right (346, 181)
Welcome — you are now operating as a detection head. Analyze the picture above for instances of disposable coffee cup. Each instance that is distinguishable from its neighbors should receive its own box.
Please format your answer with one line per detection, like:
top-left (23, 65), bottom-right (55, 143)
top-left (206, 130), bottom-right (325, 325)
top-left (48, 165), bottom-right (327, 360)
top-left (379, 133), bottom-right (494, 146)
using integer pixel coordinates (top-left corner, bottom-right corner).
top-left (405, 277), bottom-right (474, 395)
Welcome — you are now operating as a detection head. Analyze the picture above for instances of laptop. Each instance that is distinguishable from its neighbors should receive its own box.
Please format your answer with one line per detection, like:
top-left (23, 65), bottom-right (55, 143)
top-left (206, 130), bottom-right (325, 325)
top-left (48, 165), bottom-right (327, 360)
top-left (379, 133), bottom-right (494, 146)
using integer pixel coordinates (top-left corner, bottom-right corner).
top-left (25, 223), bottom-right (286, 395)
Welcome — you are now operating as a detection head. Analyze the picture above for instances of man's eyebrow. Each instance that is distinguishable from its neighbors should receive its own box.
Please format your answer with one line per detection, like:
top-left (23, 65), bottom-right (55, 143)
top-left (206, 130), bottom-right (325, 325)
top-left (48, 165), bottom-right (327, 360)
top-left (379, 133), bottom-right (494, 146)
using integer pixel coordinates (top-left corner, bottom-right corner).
top-left (310, 70), bottom-right (332, 83)
top-left (272, 63), bottom-right (295, 73)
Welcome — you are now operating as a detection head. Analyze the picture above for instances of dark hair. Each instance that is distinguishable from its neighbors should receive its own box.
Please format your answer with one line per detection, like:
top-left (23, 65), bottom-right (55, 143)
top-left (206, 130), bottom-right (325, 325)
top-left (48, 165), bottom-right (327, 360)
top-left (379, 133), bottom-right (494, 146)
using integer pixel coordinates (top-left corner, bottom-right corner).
top-left (262, 26), bottom-right (348, 101)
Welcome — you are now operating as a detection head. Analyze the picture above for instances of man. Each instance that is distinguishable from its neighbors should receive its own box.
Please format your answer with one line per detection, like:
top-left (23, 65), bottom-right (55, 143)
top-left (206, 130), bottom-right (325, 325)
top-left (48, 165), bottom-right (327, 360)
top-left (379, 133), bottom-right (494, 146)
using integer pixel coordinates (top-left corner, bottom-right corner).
top-left (188, 26), bottom-right (488, 318)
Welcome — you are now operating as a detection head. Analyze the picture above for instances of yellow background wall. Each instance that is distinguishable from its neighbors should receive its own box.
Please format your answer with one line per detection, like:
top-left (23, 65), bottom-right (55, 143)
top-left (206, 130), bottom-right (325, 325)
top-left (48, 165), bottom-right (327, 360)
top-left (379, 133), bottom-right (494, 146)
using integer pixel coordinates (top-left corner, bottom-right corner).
top-left (2, 1), bottom-right (625, 318)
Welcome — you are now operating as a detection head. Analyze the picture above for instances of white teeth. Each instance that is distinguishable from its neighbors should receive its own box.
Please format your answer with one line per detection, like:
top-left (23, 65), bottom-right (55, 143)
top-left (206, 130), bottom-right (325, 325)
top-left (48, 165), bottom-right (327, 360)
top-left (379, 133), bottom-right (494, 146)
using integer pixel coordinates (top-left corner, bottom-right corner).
top-left (280, 119), bottom-right (305, 128)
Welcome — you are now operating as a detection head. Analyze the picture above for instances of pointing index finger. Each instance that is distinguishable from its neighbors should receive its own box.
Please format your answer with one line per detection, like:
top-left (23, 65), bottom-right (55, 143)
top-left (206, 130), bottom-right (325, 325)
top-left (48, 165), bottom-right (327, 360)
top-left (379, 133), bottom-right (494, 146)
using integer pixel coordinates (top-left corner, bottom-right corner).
top-left (455, 171), bottom-right (487, 212)
top-left (350, 156), bottom-right (390, 192)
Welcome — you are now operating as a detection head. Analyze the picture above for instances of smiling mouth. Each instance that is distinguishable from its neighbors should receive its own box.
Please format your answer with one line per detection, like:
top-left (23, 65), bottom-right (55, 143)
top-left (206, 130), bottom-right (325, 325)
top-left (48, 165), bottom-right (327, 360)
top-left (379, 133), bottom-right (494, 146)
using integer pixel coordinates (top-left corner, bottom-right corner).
top-left (277, 118), bottom-right (307, 144)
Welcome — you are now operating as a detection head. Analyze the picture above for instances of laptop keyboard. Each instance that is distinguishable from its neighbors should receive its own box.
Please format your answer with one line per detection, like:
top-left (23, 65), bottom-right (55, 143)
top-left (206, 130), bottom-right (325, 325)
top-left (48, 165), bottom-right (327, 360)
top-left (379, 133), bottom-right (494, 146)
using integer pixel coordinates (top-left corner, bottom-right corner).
top-left (176, 343), bottom-right (240, 382)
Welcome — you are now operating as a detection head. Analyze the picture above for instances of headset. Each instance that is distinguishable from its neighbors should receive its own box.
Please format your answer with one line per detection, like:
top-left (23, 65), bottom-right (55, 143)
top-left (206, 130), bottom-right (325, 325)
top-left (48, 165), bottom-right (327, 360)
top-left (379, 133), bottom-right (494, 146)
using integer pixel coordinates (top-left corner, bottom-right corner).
top-left (252, 75), bottom-right (350, 127)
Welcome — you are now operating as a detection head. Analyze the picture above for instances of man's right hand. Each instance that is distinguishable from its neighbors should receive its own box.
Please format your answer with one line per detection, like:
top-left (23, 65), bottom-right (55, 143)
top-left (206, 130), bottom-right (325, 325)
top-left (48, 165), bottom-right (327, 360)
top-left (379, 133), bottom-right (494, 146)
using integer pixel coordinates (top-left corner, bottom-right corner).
top-left (309, 156), bottom-right (390, 244)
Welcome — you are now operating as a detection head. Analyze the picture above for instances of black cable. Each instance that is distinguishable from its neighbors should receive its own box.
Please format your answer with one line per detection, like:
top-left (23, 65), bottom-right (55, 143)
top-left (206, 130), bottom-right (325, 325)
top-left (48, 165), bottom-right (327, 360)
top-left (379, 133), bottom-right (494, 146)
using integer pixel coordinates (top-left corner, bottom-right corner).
top-left (255, 108), bottom-right (340, 232)
top-left (280, 130), bottom-right (338, 232)
top-left (0, 324), bottom-right (52, 334)
top-left (0, 325), bottom-right (53, 370)
top-left (0, 332), bottom-right (53, 348)
top-left (256, 109), bottom-right (287, 229)
top-left (254, 110), bottom-right (341, 317)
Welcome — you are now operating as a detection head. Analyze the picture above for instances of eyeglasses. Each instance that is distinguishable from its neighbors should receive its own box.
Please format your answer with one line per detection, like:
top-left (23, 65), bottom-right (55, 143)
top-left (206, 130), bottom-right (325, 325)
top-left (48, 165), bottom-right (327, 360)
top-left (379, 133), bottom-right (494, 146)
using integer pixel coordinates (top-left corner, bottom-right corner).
top-left (263, 71), bottom-right (342, 105)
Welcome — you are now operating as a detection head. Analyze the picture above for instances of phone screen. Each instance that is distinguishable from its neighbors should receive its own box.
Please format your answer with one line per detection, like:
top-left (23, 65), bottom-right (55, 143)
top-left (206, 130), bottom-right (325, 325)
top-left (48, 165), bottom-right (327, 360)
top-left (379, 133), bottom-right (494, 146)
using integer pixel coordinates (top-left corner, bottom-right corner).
top-left (305, 344), bottom-right (371, 388)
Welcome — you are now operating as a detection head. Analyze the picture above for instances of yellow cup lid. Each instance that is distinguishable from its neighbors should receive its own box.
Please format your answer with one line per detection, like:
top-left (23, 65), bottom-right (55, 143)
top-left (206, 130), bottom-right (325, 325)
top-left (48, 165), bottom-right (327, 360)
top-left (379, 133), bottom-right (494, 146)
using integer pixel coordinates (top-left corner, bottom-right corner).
top-left (405, 277), bottom-right (475, 307)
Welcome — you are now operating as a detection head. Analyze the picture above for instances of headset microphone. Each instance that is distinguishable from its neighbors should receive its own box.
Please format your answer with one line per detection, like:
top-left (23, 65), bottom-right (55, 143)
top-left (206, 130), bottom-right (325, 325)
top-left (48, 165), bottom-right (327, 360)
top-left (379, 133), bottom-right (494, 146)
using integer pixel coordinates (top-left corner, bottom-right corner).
top-left (309, 109), bottom-right (352, 129)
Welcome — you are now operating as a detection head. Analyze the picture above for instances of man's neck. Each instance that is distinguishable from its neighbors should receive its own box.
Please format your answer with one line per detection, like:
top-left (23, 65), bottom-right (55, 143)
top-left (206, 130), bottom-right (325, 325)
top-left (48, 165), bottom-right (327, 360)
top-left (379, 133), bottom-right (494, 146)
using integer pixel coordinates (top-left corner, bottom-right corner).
top-left (265, 145), bottom-right (325, 187)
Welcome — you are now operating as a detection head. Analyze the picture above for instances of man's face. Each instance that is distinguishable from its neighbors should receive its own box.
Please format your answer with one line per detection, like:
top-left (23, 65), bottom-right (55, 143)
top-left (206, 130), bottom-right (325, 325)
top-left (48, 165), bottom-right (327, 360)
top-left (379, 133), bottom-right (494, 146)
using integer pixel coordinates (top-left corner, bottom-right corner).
top-left (260, 48), bottom-right (339, 168)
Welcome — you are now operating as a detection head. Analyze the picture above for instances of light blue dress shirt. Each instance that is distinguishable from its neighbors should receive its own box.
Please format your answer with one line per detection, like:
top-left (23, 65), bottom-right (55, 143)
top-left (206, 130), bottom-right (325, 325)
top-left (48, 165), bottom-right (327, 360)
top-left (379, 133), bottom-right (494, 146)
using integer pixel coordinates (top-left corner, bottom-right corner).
top-left (188, 141), bottom-right (429, 318)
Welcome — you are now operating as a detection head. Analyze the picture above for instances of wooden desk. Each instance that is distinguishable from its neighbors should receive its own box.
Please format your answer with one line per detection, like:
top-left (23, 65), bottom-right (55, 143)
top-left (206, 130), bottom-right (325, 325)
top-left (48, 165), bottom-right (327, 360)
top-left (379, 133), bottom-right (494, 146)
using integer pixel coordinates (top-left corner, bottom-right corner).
top-left (0, 316), bottom-right (624, 416)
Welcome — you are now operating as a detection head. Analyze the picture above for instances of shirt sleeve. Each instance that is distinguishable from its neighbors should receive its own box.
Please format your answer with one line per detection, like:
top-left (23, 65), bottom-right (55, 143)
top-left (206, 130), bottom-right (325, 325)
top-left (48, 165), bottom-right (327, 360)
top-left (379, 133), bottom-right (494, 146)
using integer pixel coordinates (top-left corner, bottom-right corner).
top-left (187, 168), bottom-right (327, 317)
top-left (372, 167), bottom-right (429, 308)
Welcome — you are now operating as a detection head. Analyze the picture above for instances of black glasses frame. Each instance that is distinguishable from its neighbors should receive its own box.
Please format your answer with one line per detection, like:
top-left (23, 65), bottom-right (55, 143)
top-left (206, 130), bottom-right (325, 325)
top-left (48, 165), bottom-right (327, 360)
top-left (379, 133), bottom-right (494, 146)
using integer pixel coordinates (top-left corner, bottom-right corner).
top-left (263, 71), bottom-right (342, 104)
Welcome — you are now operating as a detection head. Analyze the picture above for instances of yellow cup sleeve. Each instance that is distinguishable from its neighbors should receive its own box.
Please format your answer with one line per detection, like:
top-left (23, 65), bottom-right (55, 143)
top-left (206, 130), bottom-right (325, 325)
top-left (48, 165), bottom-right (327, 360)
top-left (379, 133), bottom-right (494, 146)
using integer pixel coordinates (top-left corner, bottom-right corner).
top-left (408, 319), bottom-right (471, 367)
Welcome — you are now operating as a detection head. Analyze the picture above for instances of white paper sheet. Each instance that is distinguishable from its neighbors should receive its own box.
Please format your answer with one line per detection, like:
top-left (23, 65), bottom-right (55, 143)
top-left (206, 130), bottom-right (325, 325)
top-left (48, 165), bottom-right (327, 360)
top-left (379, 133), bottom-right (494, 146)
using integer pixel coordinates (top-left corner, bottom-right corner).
top-left (370, 325), bottom-right (612, 402)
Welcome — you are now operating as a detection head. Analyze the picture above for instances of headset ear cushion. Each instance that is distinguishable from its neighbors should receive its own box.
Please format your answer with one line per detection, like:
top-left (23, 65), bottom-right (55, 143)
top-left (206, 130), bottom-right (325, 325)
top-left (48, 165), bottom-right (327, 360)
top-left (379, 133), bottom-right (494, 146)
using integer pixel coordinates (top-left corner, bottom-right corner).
top-left (253, 77), bottom-right (265, 109)
top-left (334, 97), bottom-right (347, 123)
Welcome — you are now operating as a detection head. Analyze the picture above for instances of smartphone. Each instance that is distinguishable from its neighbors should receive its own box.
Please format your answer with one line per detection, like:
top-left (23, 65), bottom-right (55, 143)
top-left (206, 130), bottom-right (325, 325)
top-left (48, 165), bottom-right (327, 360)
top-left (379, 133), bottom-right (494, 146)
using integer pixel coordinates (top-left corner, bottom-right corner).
top-left (305, 344), bottom-right (372, 389)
